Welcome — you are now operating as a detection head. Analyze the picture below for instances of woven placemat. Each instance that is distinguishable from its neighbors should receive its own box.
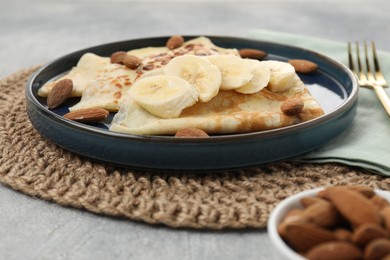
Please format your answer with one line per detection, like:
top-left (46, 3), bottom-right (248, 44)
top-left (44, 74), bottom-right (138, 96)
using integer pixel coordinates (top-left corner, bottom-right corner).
top-left (1, 67), bottom-right (390, 229)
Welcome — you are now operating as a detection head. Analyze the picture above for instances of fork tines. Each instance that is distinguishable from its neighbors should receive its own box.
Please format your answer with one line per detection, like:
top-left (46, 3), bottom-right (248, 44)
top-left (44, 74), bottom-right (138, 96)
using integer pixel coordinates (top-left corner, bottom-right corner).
top-left (348, 41), bottom-right (390, 117)
top-left (348, 41), bottom-right (387, 87)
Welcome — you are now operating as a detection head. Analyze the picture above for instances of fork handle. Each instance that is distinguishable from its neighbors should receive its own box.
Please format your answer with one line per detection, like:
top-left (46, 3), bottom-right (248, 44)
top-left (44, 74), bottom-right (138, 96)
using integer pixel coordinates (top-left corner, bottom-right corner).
top-left (372, 85), bottom-right (390, 117)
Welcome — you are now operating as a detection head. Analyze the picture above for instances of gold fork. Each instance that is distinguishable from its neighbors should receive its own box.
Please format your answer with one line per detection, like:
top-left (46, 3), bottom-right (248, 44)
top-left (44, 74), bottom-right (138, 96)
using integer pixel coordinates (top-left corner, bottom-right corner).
top-left (348, 41), bottom-right (390, 117)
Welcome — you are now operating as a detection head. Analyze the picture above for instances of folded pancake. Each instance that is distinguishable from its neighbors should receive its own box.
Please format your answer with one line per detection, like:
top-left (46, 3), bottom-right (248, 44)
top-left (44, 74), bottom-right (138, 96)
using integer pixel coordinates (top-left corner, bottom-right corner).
top-left (38, 53), bottom-right (116, 97)
top-left (38, 36), bottom-right (325, 135)
top-left (110, 75), bottom-right (324, 135)
top-left (38, 37), bottom-right (238, 112)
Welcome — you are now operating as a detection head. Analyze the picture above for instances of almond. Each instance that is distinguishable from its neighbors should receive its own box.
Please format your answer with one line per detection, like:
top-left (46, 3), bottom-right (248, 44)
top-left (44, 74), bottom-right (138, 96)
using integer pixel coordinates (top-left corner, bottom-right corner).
top-left (371, 195), bottom-right (390, 210)
top-left (63, 108), bottom-right (109, 123)
top-left (110, 51), bottom-right (127, 64)
top-left (302, 200), bottom-right (340, 228)
top-left (166, 35), bottom-right (184, 50)
top-left (278, 208), bottom-right (308, 238)
top-left (348, 185), bottom-right (376, 198)
top-left (305, 241), bottom-right (362, 260)
top-left (318, 185), bottom-right (375, 199)
top-left (352, 223), bottom-right (389, 247)
top-left (283, 222), bottom-right (337, 253)
top-left (175, 128), bottom-right (209, 138)
top-left (47, 79), bottom-right (73, 109)
top-left (280, 97), bottom-right (304, 116)
top-left (281, 208), bottom-right (304, 222)
top-left (324, 187), bottom-right (381, 227)
top-left (238, 48), bottom-right (267, 60)
top-left (334, 228), bottom-right (353, 242)
top-left (288, 59), bottom-right (318, 74)
top-left (123, 54), bottom-right (142, 69)
top-left (300, 197), bottom-right (327, 208)
top-left (380, 207), bottom-right (390, 232)
top-left (364, 238), bottom-right (390, 260)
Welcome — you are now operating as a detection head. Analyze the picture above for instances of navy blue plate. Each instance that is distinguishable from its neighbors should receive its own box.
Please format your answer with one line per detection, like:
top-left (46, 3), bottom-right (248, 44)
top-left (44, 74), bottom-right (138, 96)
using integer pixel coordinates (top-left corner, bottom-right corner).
top-left (26, 36), bottom-right (358, 171)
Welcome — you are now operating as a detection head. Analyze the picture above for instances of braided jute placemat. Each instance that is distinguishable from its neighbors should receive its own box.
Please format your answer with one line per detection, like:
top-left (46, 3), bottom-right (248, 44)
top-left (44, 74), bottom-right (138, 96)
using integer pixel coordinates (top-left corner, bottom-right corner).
top-left (1, 67), bottom-right (390, 229)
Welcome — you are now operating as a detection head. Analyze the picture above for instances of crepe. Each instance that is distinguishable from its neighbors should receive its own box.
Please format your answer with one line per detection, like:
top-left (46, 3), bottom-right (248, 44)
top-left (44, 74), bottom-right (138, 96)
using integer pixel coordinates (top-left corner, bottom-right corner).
top-left (39, 36), bottom-right (325, 135)
top-left (38, 37), bottom-right (238, 112)
top-left (110, 75), bottom-right (324, 135)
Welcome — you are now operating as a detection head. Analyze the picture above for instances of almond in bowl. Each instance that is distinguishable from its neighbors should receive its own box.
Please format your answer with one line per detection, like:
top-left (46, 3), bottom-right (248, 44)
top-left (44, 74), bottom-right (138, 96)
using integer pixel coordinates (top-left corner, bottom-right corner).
top-left (267, 186), bottom-right (390, 260)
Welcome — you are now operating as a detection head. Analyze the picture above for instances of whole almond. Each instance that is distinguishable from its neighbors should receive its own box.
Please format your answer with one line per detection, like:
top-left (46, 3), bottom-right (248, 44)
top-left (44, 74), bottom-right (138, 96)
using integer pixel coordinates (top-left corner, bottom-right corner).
top-left (123, 55), bottom-right (142, 69)
top-left (283, 222), bottom-right (337, 253)
top-left (47, 79), bottom-right (73, 109)
top-left (288, 59), bottom-right (318, 74)
top-left (64, 108), bottom-right (109, 123)
top-left (364, 238), bottom-right (390, 260)
top-left (318, 185), bottom-right (375, 199)
top-left (300, 197), bottom-right (327, 208)
top-left (239, 48), bottom-right (267, 60)
top-left (166, 35), bottom-right (184, 50)
top-left (281, 97), bottom-right (304, 116)
top-left (110, 51), bottom-right (127, 64)
top-left (352, 223), bottom-right (389, 247)
top-left (380, 207), bottom-right (390, 232)
top-left (175, 128), bottom-right (209, 138)
top-left (305, 241), bottom-right (362, 260)
top-left (324, 187), bottom-right (381, 227)
top-left (348, 185), bottom-right (376, 198)
top-left (334, 228), bottom-right (353, 242)
top-left (281, 208), bottom-right (304, 222)
top-left (278, 208), bottom-right (308, 238)
top-left (302, 200), bottom-right (340, 228)
top-left (371, 195), bottom-right (390, 210)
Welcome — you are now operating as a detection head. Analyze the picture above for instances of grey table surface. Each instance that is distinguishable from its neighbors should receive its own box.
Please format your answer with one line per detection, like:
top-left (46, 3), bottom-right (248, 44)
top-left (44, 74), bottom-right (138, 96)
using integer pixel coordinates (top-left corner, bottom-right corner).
top-left (1, 0), bottom-right (389, 259)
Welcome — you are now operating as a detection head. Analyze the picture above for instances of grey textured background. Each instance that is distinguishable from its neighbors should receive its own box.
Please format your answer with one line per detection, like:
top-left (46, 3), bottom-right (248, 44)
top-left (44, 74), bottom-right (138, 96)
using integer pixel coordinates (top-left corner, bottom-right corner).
top-left (1, 0), bottom-right (389, 259)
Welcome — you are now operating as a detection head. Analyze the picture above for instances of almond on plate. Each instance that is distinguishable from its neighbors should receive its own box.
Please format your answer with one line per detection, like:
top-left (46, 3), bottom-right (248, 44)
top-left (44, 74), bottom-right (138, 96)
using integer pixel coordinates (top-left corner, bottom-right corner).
top-left (123, 54), bottom-right (142, 69)
top-left (175, 128), bottom-right (209, 138)
top-left (110, 51), bottom-right (127, 64)
top-left (280, 97), bottom-right (304, 116)
top-left (47, 79), bottom-right (73, 109)
top-left (238, 48), bottom-right (267, 60)
top-left (166, 35), bottom-right (184, 50)
top-left (64, 108), bottom-right (109, 123)
top-left (288, 59), bottom-right (318, 74)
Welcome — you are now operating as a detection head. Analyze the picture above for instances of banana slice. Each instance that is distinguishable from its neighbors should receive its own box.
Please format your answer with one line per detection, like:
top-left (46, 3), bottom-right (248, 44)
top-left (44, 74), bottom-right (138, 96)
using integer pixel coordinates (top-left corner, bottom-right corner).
top-left (263, 60), bottom-right (296, 92)
top-left (163, 55), bottom-right (221, 102)
top-left (235, 60), bottom-right (271, 94)
top-left (206, 55), bottom-right (254, 91)
top-left (129, 75), bottom-right (198, 119)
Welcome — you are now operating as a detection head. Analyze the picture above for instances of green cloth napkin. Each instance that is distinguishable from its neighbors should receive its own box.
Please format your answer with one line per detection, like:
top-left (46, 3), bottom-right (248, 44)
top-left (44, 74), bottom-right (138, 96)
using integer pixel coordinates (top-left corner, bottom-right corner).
top-left (248, 30), bottom-right (390, 176)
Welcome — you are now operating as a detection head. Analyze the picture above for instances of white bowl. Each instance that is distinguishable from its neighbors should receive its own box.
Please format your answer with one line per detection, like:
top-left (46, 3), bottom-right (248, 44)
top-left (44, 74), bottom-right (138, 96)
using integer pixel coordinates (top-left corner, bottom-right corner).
top-left (267, 187), bottom-right (390, 260)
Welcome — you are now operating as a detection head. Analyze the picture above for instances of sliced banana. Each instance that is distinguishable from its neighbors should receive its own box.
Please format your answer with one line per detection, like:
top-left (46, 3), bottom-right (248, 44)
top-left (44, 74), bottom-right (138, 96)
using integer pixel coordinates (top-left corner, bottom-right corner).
top-left (206, 55), bottom-right (254, 91)
top-left (163, 55), bottom-right (221, 102)
top-left (262, 60), bottom-right (296, 92)
top-left (129, 75), bottom-right (198, 119)
top-left (235, 60), bottom-right (271, 94)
